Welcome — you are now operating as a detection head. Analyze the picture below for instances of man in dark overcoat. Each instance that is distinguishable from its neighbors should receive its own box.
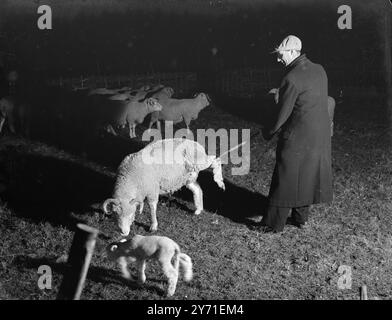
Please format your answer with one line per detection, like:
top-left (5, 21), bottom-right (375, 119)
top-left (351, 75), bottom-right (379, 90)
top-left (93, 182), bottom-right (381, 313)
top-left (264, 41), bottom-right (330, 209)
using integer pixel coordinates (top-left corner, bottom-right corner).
top-left (262, 35), bottom-right (333, 233)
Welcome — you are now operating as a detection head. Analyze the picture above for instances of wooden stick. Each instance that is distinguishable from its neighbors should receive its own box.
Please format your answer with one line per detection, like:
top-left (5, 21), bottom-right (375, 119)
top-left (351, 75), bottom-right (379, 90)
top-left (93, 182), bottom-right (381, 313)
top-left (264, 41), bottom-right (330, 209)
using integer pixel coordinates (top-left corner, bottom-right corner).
top-left (218, 141), bottom-right (247, 160)
top-left (57, 224), bottom-right (99, 300)
top-left (360, 285), bottom-right (368, 300)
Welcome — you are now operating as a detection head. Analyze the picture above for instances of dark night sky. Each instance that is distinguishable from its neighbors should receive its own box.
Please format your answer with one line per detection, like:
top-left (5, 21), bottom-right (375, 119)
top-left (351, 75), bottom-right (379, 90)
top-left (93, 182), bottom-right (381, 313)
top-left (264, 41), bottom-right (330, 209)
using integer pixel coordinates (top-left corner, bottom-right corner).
top-left (0, 0), bottom-right (389, 82)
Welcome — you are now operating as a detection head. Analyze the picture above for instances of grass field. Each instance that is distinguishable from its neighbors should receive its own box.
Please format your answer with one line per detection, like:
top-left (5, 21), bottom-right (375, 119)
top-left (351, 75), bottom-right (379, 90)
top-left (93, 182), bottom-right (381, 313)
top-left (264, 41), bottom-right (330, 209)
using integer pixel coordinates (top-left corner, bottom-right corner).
top-left (0, 90), bottom-right (391, 300)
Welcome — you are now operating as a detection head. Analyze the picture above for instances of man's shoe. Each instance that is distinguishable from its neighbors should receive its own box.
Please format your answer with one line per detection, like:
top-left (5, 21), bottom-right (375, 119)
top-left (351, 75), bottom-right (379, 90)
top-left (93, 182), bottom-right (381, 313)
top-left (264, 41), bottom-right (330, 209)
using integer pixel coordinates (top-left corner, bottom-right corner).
top-left (259, 226), bottom-right (279, 234)
top-left (287, 217), bottom-right (306, 229)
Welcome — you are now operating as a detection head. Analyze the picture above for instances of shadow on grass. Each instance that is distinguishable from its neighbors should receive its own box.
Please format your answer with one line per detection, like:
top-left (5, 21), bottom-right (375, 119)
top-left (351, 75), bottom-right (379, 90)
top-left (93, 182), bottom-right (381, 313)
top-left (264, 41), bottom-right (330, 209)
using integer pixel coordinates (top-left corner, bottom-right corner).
top-left (14, 255), bottom-right (165, 297)
top-left (1, 148), bottom-right (115, 228)
top-left (175, 170), bottom-right (268, 224)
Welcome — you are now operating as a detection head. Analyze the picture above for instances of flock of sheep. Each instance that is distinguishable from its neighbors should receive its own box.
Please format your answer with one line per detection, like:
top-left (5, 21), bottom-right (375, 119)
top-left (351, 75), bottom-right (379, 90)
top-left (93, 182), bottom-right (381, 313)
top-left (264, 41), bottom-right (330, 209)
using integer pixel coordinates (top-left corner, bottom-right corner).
top-left (84, 84), bottom-right (211, 139)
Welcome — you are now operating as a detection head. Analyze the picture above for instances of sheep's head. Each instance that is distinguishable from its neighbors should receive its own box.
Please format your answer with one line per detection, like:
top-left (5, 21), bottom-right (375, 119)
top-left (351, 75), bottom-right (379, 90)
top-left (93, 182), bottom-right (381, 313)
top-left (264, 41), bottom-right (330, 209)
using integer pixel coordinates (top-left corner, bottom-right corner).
top-left (106, 238), bottom-right (129, 261)
top-left (145, 98), bottom-right (163, 112)
top-left (194, 92), bottom-right (211, 108)
top-left (163, 87), bottom-right (174, 98)
top-left (106, 243), bottom-right (119, 261)
top-left (102, 198), bottom-right (138, 236)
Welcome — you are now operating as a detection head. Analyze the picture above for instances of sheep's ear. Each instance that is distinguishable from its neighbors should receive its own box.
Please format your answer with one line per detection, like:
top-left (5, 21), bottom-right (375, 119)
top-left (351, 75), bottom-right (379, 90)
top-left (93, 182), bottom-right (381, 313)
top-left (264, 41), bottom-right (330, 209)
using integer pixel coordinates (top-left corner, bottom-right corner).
top-left (110, 245), bottom-right (118, 252)
top-left (102, 198), bottom-right (121, 215)
top-left (193, 92), bottom-right (200, 98)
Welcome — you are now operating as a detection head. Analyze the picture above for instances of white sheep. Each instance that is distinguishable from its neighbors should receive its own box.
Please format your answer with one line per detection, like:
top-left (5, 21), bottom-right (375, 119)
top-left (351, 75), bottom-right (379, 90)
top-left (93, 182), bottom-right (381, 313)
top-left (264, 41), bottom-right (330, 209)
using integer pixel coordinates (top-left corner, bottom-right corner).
top-left (123, 97), bottom-right (163, 138)
top-left (106, 235), bottom-right (193, 297)
top-left (149, 93), bottom-right (210, 132)
top-left (269, 88), bottom-right (336, 136)
top-left (102, 138), bottom-right (225, 235)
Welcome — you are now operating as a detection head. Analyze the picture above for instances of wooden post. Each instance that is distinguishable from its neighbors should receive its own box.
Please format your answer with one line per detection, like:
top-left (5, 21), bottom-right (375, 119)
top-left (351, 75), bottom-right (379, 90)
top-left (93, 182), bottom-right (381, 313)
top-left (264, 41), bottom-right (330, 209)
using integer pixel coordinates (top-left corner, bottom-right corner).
top-left (360, 285), bottom-right (368, 300)
top-left (57, 224), bottom-right (99, 300)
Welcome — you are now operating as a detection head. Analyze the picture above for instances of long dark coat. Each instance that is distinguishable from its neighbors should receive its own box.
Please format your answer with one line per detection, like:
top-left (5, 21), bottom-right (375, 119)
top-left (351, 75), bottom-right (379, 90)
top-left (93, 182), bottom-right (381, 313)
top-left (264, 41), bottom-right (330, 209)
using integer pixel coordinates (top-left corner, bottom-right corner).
top-left (268, 54), bottom-right (333, 207)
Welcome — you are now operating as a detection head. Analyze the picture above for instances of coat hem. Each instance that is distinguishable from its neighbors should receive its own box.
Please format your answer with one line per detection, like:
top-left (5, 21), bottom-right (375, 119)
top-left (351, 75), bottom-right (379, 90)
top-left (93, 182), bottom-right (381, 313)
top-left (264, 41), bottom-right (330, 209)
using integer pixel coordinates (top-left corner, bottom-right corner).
top-left (268, 198), bottom-right (332, 208)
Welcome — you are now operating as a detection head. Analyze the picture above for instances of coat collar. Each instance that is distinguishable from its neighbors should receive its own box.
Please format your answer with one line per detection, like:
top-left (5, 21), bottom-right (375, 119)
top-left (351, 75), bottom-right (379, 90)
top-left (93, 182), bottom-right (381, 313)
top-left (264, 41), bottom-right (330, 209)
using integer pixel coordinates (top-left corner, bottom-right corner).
top-left (286, 54), bottom-right (308, 70)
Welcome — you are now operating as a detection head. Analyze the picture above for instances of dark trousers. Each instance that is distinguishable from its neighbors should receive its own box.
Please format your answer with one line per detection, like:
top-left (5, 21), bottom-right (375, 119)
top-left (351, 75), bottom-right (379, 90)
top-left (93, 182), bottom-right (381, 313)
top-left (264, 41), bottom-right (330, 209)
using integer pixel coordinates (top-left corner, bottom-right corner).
top-left (263, 205), bottom-right (310, 232)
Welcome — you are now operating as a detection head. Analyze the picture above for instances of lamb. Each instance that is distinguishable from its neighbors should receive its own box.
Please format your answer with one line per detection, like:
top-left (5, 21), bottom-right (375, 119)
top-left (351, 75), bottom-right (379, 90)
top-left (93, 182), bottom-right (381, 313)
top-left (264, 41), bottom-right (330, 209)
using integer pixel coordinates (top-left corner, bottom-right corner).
top-left (123, 97), bottom-right (163, 138)
top-left (106, 235), bottom-right (193, 297)
top-left (269, 88), bottom-right (336, 136)
top-left (102, 138), bottom-right (225, 235)
top-left (148, 93), bottom-right (210, 132)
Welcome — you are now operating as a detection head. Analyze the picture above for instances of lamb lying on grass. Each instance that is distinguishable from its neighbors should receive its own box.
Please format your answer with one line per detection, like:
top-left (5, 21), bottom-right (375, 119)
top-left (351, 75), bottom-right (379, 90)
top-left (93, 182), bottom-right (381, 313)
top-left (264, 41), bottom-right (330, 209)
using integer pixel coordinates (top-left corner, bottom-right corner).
top-left (103, 138), bottom-right (225, 235)
top-left (269, 88), bottom-right (336, 136)
top-left (148, 93), bottom-right (210, 132)
top-left (106, 235), bottom-right (193, 297)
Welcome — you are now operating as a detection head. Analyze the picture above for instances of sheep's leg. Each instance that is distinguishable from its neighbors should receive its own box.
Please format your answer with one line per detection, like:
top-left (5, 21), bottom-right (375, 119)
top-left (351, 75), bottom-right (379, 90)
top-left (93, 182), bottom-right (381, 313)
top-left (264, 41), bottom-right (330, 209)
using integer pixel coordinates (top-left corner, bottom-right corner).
top-left (131, 124), bottom-right (136, 138)
top-left (160, 257), bottom-right (178, 297)
top-left (138, 201), bottom-right (144, 214)
top-left (156, 120), bottom-right (161, 132)
top-left (183, 117), bottom-right (191, 134)
top-left (186, 181), bottom-right (203, 215)
top-left (137, 260), bottom-right (147, 285)
top-left (147, 198), bottom-right (158, 232)
top-left (128, 124), bottom-right (133, 138)
top-left (210, 157), bottom-right (225, 190)
top-left (118, 257), bottom-right (131, 279)
top-left (148, 112), bottom-right (158, 131)
top-left (0, 117), bottom-right (5, 135)
top-left (133, 124), bottom-right (137, 138)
